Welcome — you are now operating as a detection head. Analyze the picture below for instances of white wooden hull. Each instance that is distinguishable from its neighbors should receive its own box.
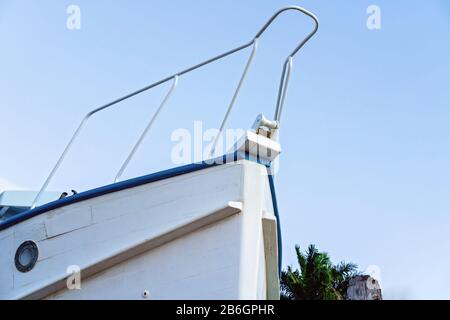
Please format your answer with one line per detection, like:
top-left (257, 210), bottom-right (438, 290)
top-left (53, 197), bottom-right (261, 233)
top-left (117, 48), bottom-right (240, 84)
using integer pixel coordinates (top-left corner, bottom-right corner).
top-left (0, 160), bottom-right (279, 300)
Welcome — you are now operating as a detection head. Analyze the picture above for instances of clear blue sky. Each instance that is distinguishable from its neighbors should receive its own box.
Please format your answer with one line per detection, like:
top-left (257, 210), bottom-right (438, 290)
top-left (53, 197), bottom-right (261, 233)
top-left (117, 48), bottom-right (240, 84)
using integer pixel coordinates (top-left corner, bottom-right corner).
top-left (1, 0), bottom-right (449, 299)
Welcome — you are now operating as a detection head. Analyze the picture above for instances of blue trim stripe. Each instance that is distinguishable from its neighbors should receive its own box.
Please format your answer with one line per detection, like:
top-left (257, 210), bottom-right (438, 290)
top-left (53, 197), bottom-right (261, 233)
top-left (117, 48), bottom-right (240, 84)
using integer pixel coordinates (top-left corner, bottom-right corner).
top-left (267, 172), bottom-right (282, 277)
top-left (0, 154), bottom-right (282, 275)
top-left (0, 161), bottom-right (220, 231)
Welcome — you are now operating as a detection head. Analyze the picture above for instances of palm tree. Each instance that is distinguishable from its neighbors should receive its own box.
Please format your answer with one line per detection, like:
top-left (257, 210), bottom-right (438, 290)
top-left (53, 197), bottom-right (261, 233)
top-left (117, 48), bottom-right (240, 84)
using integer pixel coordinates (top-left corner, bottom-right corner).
top-left (280, 244), bottom-right (358, 300)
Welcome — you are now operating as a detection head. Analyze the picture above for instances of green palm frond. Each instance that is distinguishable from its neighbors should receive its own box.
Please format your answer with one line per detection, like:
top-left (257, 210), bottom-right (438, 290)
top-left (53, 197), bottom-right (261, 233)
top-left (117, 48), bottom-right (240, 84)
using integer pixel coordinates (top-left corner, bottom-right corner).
top-left (280, 244), bottom-right (359, 300)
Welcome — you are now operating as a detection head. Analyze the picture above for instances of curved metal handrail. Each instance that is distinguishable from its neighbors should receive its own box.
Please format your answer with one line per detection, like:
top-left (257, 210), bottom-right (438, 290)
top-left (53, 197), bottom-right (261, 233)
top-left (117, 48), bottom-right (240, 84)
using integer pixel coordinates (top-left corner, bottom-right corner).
top-left (210, 6), bottom-right (319, 155)
top-left (31, 6), bottom-right (319, 208)
top-left (114, 76), bottom-right (179, 183)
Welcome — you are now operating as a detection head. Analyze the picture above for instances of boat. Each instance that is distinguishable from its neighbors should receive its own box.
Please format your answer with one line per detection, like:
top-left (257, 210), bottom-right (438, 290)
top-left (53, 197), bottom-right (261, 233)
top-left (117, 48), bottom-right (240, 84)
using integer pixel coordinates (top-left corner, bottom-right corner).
top-left (0, 6), bottom-right (318, 300)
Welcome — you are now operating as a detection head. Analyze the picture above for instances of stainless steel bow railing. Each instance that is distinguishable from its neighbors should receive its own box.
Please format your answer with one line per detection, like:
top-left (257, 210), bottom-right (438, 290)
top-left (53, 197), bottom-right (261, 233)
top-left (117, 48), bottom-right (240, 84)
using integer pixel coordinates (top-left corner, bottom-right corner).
top-left (31, 6), bottom-right (319, 209)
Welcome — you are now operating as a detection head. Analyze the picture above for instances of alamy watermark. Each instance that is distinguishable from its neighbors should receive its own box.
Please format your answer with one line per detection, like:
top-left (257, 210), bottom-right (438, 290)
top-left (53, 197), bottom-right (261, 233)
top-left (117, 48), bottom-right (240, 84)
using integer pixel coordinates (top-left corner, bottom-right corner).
top-left (66, 265), bottom-right (81, 290)
top-left (365, 264), bottom-right (383, 290)
top-left (366, 5), bottom-right (381, 30)
top-left (170, 121), bottom-right (280, 174)
top-left (171, 121), bottom-right (245, 165)
top-left (66, 5), bottom-right (81, 30)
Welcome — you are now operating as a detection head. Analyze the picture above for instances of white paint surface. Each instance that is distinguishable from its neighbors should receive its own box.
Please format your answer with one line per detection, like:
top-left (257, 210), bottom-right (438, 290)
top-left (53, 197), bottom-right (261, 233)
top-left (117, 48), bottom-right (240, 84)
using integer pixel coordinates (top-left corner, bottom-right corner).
top-left (0, 160), bottom-right (279, 300)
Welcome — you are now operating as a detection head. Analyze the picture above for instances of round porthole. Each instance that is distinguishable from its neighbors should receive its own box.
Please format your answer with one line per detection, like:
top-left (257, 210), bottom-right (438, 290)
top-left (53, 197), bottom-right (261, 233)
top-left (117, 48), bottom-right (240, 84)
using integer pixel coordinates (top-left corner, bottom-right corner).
top-left (15, 241), bottom-right (39, 273)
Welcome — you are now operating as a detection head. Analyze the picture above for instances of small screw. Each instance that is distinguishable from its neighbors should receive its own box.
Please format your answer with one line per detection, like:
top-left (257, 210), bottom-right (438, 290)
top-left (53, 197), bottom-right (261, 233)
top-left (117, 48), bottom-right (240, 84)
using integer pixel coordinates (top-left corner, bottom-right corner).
top-left (142, 290), bottom-right (150, 299)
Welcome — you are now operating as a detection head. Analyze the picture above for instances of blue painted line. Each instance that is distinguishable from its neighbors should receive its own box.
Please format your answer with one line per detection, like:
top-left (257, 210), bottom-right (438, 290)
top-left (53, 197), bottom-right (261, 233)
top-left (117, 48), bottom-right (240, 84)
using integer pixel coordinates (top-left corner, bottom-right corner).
top-left (267, 171), bottom-right (282, 278)
top-left (0, 153), bottom-right (283, 275)
top-left (0, 161), bottom-right (220, 231)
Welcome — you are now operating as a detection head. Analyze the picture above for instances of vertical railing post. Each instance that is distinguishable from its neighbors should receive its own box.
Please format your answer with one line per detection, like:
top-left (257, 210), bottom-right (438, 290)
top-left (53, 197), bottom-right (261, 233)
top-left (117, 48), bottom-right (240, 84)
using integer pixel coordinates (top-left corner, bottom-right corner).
top-left (209, 40), bottom-right (259, 157)
top-left (114, 76), bottom-right (179, 183)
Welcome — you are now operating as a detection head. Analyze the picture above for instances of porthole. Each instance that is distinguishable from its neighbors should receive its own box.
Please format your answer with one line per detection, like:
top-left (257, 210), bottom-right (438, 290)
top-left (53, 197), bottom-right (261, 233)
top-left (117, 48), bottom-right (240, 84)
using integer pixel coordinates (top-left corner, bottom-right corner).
top-left (15, 241), bottom-right (39, 273)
